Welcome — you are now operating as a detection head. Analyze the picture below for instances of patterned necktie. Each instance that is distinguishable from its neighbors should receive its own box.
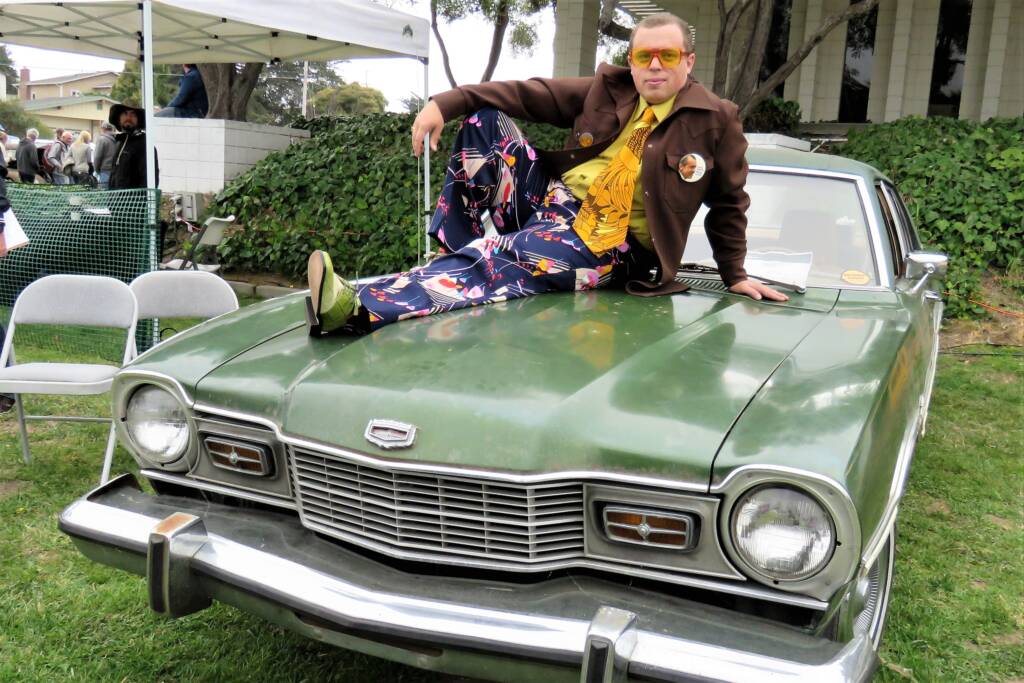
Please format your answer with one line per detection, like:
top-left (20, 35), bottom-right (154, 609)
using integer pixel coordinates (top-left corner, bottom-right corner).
top-left (575, 107), bottom-right (657, 254)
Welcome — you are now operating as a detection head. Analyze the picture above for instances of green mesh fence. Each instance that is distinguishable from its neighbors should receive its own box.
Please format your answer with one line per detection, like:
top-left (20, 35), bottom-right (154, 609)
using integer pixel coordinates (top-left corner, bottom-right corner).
top-left (1, 185), bottom-right (160, 362)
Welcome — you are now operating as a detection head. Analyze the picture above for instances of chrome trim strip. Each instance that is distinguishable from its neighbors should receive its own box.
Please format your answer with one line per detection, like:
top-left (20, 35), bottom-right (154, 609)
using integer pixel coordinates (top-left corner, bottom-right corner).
top-left (60, 492), bottom-right (874, 680)
top-left (712, 466), bottom-right (861, 602)
top-left (195, 402), bottom-right (711, 492)
top-left (142, 470), bottom-right (298, 511)
top-left (747, 164), bottom-right (891, 290)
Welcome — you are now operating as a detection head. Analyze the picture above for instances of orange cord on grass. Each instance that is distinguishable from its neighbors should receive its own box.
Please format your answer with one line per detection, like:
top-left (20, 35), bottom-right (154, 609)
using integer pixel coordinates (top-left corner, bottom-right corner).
top-left (943, 291), bottom-right (1024, 319)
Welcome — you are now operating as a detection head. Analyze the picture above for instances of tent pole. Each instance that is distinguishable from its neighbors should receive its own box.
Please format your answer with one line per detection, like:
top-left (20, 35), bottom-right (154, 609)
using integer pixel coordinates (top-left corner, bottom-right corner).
top-left (141, 0), bottom-right (156, 189)
top-left (422, 58), bottom-right (430, 261)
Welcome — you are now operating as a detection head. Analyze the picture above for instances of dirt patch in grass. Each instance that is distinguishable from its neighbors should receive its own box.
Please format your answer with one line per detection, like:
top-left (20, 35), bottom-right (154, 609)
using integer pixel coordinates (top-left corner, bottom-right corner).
top-left (992, 632), bottom-right (1024, 647)
top-left (924, 498), bottom-right (952, 515)
top-left (941, 276), bottom-right (1024, 349)
top-left (985, 515), bottom-right (1018, 531)
top-left (0, 480), bottom-right (28, 499)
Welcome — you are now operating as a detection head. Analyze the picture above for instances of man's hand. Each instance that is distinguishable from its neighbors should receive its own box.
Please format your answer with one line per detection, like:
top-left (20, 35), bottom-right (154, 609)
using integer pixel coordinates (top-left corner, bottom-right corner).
top-left (0, 230), bottom-right (8, 258)
top-left (411, 100), bottom-right (444, 157)
top-left (728, 278), bottom-right (789, 302)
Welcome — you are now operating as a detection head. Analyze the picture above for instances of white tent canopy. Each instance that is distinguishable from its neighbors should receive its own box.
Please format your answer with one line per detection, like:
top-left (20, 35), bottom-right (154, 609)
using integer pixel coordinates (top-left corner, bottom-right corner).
top-left (1, 0), bottom-right (432, 253)
top-left (0, 0), bottom-right (430, 63)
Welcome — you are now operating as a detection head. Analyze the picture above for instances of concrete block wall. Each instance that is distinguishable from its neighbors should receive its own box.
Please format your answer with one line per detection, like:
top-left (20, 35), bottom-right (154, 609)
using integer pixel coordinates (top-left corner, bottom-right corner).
top-left (151, 119), bottom-right (310, 194)
top-left (902, 0), bottom-right (941, 117)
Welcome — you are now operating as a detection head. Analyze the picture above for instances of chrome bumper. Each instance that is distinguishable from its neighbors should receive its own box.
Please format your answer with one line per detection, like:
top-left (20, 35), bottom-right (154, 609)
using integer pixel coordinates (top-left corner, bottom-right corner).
top-left (59, 474), bottom-right (878, 683)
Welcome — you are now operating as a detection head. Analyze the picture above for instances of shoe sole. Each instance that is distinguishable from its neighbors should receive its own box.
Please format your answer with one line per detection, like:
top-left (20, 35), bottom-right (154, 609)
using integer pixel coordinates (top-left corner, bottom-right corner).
top-left (308, 251), bottom-right (326, 320)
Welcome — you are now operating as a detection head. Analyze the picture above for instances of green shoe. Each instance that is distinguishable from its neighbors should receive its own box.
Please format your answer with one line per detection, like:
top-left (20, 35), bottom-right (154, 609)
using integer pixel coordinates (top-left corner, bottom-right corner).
top-left (308, 250), bottom-right (357, 333)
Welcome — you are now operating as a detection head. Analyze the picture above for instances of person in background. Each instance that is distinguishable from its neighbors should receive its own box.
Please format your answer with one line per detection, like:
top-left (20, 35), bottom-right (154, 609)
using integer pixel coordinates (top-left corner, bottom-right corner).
top-left (47, 131), bottom-right (73, 185)
top-left (93, 121), bottom-right (117, 190)
top-left (0, 164), bottom-right (13, 412)
top-left (69, 130), bottom-right (93, 185)
top-left (16, 128), bottom-right (42, 184)
top-left (108, 104), bottom-right (158, 189)
top-left (155, 64), bottom-right (209, 119)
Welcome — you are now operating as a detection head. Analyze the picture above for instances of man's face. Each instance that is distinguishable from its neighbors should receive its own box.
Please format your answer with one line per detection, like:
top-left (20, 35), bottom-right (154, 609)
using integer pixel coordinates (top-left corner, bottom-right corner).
top-left (629, 24), bottom-right (696, 104)
top-left (119, 110), bottom-right (138, 131)
top-left (61, 132), bottom-right (73, 144)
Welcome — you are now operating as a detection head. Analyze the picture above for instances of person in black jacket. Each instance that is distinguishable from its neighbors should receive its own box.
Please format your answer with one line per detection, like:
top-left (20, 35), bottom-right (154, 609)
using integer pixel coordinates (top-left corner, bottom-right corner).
top-left (16, 128), bottom-right (42, 184)
top-left (108, 104), bottom-right (159, 189)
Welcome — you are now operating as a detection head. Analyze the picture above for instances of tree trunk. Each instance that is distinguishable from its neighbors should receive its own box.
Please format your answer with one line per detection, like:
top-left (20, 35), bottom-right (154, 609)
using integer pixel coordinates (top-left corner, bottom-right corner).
top-left (197, 63), bottom-right (265, 121)
top-left (727, 0), bottom-right (774, 103)
top-left (431, 0), bottom-right (459, 88)
top-left (480, 0), bottom-right (511, 82)
top-left (713, 0), bottom-right (760, 94)
top-left (739, 0), bottom-right (879, 117)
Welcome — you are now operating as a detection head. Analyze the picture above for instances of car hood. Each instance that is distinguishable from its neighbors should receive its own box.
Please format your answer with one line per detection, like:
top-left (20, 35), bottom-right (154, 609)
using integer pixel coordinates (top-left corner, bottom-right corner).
top-left (195, 288), bottom-right (836, 488)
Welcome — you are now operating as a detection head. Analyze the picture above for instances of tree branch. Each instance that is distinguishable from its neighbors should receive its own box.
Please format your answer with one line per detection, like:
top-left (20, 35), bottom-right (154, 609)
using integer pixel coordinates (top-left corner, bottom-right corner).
top-left (480, 0), bottom-right (511, 82)
top-left (431, 0), bottom-right (459, 89)
top-left (740, 0), bottom-right (879, 117)
top-left (597, 0), bottom-right (630, 42)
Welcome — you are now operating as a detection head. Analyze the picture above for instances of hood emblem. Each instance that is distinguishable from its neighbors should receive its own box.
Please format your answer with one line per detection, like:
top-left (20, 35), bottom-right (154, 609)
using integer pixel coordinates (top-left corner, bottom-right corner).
top-left (365, 419), bottom-right (417, 450)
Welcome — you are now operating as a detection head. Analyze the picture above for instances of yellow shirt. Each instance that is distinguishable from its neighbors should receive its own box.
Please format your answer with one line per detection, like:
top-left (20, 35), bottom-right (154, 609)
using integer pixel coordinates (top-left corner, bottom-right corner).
top-left (561, 95), bottom-right (677, 251)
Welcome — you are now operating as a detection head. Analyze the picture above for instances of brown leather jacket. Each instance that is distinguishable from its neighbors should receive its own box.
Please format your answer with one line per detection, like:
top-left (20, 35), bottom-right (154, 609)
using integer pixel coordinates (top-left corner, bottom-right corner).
top-left (432, 63), bottom-right (750, 291)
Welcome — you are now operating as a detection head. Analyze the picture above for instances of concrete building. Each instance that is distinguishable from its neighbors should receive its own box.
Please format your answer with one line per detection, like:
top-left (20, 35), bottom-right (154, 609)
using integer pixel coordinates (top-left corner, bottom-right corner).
top-left (18, 68), bottom-right (118, 101)
top-left (554, 0), bottom-right (1023, 122)
top-left (21, 95), bottom-right (119, 137)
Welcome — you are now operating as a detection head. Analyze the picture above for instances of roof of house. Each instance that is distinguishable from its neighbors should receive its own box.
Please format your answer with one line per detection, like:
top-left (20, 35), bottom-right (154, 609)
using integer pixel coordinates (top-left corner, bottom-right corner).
top-left (25, 70), bottom-right (119, 86)
top-left (22, 95), bottom-right (120, 112)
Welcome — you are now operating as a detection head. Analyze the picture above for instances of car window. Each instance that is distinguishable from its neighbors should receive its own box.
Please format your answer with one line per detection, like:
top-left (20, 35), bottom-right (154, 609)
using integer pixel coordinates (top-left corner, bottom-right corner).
top-left (876, 184), bottom-right (904, 279)
top-left (684, 171), bottom-right (878, 287)
top-left (882, 182), bottom-right (921, 252)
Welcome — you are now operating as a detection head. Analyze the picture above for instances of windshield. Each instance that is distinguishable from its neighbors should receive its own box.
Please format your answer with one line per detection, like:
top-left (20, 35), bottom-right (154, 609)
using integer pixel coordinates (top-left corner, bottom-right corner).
top-left (684, 171), bottom-right (878, 288)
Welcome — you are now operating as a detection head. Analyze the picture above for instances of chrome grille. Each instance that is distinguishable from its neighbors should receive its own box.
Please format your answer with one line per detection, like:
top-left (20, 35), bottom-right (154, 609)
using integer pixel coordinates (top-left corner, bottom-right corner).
top-left (291, 448), bottom-right (586, 564)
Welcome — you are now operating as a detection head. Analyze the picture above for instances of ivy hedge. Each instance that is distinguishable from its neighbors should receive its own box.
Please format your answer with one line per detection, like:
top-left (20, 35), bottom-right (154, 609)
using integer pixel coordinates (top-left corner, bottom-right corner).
top-left (211, 113), bottom-right (565, 281)
top-left (838, 116), bottom-right (1023, 317)
top-left (212, 113), bottom-right (1022, 318)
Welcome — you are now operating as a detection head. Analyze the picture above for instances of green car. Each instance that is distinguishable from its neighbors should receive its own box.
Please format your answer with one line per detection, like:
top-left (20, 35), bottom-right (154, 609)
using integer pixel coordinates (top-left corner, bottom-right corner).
top-left (60, 142), bottom-right (947, 682)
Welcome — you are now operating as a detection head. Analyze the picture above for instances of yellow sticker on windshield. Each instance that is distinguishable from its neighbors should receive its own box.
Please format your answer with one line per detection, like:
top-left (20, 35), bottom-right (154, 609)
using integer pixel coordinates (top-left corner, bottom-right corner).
top-left (841, 270), bottom-right (870, 285)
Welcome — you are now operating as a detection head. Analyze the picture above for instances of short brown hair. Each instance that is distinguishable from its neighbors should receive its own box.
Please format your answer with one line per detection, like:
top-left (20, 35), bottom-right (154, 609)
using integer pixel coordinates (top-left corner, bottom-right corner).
top-left (628, 13), bottom-right (695, 53)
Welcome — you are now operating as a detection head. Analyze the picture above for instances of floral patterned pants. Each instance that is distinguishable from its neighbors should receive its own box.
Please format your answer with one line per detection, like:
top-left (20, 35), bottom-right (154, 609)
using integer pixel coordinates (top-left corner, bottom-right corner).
top-left (357, 108), bottom-right (623, 330)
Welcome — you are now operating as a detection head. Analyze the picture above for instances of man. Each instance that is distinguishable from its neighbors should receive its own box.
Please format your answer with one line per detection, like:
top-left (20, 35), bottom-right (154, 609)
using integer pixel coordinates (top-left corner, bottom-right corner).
top-left (92, 121), bottom-right (118, 189)
top-left (155, 64), bottom-right (208, 119)
top-left (108, 104), bottom-right (158, 189)
top-left (16, 128), bottom-right (42, 184)
top-left (307, 12), bottom-right (784, 335)
top-left (47, 131), bottom-right (73, 185)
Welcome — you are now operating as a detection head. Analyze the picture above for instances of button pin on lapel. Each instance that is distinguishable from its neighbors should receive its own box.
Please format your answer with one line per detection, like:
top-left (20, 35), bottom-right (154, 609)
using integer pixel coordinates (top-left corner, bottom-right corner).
top-left (579, 132), bottom-right (594, 147)
top-left (678, 153), bottom-right (706, 183)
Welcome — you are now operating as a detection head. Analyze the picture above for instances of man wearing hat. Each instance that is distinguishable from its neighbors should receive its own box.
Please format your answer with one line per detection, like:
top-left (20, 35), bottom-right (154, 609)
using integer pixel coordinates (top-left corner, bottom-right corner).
top-left (108, 104), bottom-right (159, 189)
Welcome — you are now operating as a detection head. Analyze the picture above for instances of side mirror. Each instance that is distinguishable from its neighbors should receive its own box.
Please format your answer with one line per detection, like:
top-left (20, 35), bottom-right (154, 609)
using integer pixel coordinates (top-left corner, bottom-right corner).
top-left (904, 251), bottom-right (948, 294)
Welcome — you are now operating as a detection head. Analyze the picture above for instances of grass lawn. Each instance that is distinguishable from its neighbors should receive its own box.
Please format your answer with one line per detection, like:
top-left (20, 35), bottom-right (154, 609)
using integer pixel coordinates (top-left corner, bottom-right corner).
top-left (0, 333), bottom-right (1020, 682)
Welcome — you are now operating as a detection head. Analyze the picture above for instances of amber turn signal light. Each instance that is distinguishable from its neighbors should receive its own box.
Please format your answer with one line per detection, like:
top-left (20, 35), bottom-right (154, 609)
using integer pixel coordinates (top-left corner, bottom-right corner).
top-left (602, 506), bottom-right (697, 550)
top-left (205, 437), bottom-right (272, 476)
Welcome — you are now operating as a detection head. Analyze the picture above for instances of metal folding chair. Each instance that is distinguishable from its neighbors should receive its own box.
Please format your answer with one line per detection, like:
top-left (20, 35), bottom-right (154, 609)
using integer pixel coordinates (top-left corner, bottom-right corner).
top-left (0, 274), bottom-right (138, 483)
top-left (161, 214), bottom-right (235, 273)
top-left (130, 270), bottom-right (239, 348)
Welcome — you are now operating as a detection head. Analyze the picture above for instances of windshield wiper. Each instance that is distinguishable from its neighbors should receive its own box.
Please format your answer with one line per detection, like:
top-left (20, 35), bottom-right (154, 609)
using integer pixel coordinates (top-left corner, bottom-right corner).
top-left (678, 263), bottom-right (807, 295)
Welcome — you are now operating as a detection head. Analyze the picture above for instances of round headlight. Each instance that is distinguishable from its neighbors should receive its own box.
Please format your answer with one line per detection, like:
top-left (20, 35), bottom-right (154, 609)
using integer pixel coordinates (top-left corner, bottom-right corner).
top-left (731, 486), bottom-right (835, 581)
top-left (125, 385), bottom-right (189, 464)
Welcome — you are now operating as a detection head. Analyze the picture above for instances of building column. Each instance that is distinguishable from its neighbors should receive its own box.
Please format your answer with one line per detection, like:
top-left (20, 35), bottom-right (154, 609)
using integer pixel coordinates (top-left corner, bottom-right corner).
top-left (796, 0), bottom-right (823, 118)
top-left (553, 0), bottom-right (600, 78)
top-left (996, 0), bottom-right (1023, 117)
top-left (866, 0), bottom-right (897, 123)
top-left (960, 0), bottom-right (994, 120)
top-left (981, 0), bottom-right (1011, 119)
top-left (883, 0), bottom-right (914, 121)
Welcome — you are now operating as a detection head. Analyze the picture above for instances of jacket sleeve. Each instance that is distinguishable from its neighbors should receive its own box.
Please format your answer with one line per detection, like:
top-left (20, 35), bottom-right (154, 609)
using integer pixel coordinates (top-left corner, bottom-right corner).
top-left (0, 171), bottom-right (10, 220)
top-left (703, 101), bottom-right (749, 286)
top-left (45, 144), bottom-right (62, 167)
top-left (431, 76), bottom-right (593, 128)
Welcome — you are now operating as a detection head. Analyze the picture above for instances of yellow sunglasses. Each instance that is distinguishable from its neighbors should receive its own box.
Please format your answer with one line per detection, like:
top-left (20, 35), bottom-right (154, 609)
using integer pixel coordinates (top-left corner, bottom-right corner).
top-left (630, 47), bottom-right (688, 68)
